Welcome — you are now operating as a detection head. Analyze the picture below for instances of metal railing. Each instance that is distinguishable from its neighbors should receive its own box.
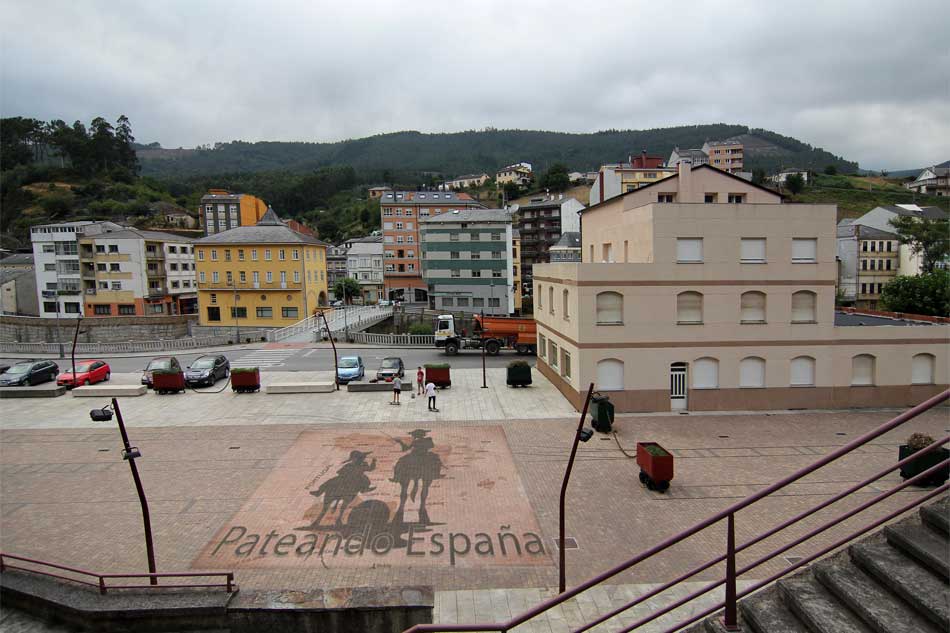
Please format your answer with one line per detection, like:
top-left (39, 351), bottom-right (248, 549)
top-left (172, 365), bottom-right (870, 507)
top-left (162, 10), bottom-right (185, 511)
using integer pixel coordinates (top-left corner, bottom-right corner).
top-left (350, 332), bottom-right (435, 346)
top-left (404, 389), bottom-right (950, 633)
top-left (0, 336), bottom-right (232, 355)
top-left (267, 305), bottom-right (393, 342)
top-left (0, 553), bottom-right (235, 594)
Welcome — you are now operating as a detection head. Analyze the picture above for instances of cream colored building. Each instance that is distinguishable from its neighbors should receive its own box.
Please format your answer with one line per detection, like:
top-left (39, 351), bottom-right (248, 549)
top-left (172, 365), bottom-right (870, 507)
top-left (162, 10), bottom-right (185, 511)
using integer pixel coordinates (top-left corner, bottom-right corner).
top-left (533, 162), bottom-right (948, 413)
top-left (496, 163), bottom-right (533, 187)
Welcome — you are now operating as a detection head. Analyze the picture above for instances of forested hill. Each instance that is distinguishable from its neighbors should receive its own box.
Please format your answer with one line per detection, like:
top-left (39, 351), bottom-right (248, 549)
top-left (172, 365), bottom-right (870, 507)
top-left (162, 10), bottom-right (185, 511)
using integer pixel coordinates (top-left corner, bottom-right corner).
top-left (138, 125), bottom-right (859, 178)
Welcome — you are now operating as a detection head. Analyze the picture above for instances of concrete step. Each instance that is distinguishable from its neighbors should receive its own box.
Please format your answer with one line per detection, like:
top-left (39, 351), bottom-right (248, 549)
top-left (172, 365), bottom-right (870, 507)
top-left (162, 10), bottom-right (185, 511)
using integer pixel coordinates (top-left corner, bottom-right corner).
top-left (265, 381), bottom-right (335, 394)
top-left (71, 385), bottom-right (146, 397)
top-left (777, 571), bottom-right (874, 633)
top-left (814, 554), bottom-right (940, 633)
top-left (0, 386), bottom-right (65, 399)
top-left (850, 541), bottom-right (949, 630)
top-left (738, 586), bottom-right (809, 633)
top-left (920, 498), bottom-right (949, 535)
top-left (884, 521), bottom-right (949, 579)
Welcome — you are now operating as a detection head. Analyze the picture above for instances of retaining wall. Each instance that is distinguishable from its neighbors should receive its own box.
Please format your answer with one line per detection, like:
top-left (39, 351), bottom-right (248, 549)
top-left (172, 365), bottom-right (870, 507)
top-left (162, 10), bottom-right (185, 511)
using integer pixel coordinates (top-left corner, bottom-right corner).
top-left (1, 315), bottom-right (197, 344)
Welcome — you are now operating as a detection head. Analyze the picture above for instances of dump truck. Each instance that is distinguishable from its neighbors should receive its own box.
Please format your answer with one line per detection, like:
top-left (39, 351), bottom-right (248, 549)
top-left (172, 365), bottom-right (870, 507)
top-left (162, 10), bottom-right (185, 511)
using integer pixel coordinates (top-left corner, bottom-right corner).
top-left (435, 314), bottom-right (537, 355)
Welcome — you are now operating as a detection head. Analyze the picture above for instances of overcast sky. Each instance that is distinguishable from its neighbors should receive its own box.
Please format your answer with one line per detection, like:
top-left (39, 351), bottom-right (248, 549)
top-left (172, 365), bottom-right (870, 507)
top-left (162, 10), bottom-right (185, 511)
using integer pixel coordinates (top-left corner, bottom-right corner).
top-left (2, 0), bottom-right (948, 170)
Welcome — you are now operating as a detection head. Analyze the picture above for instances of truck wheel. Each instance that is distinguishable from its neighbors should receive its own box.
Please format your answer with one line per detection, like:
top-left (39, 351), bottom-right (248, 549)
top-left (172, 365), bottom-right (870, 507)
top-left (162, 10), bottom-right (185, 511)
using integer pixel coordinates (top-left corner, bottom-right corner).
top-left (445, 342), bottom-right (459, 355)
top-left (486, 340), bottom-right (500, 356)
top-left (516, 344), bottom-right (528, 355)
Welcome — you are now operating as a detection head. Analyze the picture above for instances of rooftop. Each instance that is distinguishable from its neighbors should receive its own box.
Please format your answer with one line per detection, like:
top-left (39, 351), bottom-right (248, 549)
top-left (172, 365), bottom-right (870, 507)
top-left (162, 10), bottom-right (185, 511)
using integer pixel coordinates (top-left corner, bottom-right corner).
top-left (88, 227), bottom-right (196, 243)
top-left (876, 204), bottom-right (948, 220)
top-left (381, 191), bottom-right (480, 206)
top-left (834, 311), bottom-right (937, 327)
top-left (197, 207), bottom-right (328, 246)
top-left (0, 254), bottom-right (34, 266)
top-left (421, 208), bottom-right (511, 224)
top-left (550, 232), bottom-right (582, 249)
top-left (519, 196), bottom-right (581, 210)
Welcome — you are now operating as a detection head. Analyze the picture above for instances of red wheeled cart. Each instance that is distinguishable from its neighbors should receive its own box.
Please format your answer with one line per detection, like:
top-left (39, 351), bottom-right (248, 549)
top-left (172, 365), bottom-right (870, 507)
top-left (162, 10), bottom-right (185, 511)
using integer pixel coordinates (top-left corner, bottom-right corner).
top-left (637, 442), bottom-right (674, 492)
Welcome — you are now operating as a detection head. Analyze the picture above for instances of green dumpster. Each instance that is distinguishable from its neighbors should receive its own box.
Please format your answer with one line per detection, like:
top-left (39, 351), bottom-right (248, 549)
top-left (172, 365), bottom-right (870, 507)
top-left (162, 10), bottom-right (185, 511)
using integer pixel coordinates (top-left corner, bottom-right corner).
top-left (589, 393), bottom-right (614, 433)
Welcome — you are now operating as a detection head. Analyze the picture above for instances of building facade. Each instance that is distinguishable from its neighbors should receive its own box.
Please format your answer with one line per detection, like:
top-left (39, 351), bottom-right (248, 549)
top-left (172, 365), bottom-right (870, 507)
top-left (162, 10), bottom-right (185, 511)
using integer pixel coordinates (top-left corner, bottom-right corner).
top-left (420, 208), bottom-right (514, 315)
top-left (444, 173), bottom-right (490, 190)
top-left (702, 140), bottom-right (745, 174)
top-left (516, 195), bottom-right (584, 283)
top-left (1, 270), bottom-right (38, 316)
top-left (905, 162), bottom-right (949, 197)
top-left (200, 190), bottom-right (268, 236)
top-left (836, 222), bottom-right (901, 308)
top-left (668, 147), bottom-right (709, 169)
top-left (549, 232), bottom-right (581, 262)
top-left (496, 163), bottom-right (533, 187)
top-left (326, 243), bottom-right (350, 299)
top-left (532, 164), bottom-right (947, 413)
top-left (590, 151), bottom-right (676, 205)
top-left (345, 236), bottom-right (384, 304)
top-left (512, 229), bottom-right (522, 313)
top-left (381, 190), bottom-right (483, 304)
top-left (194, 208), bottom-right (328, 328)
top-left (78, 228), bottom-right (197, 316)
top-left (849, 204), bottom-right (950, 277)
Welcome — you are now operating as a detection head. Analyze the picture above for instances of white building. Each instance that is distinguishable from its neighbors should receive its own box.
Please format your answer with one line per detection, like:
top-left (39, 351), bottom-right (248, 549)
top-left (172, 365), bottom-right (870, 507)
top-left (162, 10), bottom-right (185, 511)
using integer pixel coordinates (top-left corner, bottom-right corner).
top-left (849, 204), bottom-right (949, 275)
top-left (344, 236), bottom-right (384, 303)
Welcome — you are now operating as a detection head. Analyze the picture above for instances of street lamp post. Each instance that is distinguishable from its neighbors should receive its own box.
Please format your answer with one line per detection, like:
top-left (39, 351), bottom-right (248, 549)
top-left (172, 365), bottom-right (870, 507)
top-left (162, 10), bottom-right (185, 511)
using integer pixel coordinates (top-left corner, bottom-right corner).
top-left (232, 282), bottom-right (240, 344)
top-left (480, 310), bottom-right (487, 389)
top-left (559, 383), bottom-right (595, 593)
top-left (318, 310), bottom-right (340, 391)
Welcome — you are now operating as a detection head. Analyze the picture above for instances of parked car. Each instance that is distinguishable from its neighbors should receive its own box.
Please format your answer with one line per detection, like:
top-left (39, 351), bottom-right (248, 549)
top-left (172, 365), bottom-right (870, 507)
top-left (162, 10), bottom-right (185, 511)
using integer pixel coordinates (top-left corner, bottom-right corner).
top-left (376, 357), bottom-right (405, 381)
top-left (141, 356), bottom-right (182, 387)
top-left (0, 360), bottom-right (59, 387)
top-left (336, 356), bottom-right (364, 383)
top-left (57, 360), bottom-right (111, 388)
top-left (184, 355), bottom-right (230, 387)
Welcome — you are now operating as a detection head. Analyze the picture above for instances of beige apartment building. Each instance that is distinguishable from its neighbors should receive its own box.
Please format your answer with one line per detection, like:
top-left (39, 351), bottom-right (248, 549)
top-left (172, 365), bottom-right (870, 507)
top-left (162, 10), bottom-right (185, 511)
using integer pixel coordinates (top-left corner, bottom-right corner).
top-left (533, 163), bottom-right (947, 413)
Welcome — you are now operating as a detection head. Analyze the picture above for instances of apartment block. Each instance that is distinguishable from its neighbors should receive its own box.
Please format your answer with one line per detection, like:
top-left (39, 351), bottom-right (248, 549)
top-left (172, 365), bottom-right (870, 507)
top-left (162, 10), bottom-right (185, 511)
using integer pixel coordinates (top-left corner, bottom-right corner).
top-left (381, 190), bottom-right (483, 304)
top-left (836, 222), bottom-right (900, 308)
top-left (512, 229), bottom-right (522, 313)
top-left (200, 189), bottom-right (268, 235)
top-left (516, 195), bottom-right (584, 283)
top-left (702, 140), bottom-right (744, 173)
top-left (590, 150), bottom-right (676, 205)
top-left (420, 208), bottom-right (514, 315)
top-left (327, 243), bottom-right (349, 299)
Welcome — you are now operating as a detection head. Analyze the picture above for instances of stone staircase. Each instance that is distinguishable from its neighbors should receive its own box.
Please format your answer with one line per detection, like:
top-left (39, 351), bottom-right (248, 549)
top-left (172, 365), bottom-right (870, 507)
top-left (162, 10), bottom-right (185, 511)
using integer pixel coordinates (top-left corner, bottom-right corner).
top-left (693, 496), bottom-right (949, 633)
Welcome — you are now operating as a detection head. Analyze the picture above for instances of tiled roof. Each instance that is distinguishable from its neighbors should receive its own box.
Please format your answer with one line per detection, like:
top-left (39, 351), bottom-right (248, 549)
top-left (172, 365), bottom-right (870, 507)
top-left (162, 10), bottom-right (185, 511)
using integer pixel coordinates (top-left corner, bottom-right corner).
top-left (421, 208), bottom-right (511, 224)
top-left (551, 232), bottom-right (581, 249)
top-left (198, 207), bottom-right (328, 245)
top-left (90, 227), bottom-right (196, 242)
top-left (381, 191), bottom-right (480, 206)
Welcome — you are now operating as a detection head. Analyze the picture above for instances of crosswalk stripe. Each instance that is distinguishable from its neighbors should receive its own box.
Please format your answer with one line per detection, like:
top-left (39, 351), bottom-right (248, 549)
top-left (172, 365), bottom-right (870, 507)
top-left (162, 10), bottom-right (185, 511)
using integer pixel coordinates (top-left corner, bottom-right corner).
top-left (233, 349), bottom-right (300, 367)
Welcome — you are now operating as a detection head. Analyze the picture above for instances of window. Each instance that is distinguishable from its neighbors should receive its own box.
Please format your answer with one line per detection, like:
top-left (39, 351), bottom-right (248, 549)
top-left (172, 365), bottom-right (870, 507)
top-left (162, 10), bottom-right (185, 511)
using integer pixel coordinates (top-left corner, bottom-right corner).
top-left (791, 291), bottom-right (817, 323)
top-left (94, 245), bottom-right (104, 253)
top-left (212, 272), bottom-right (219, 283)
top-left (727, 194), bottom-right (745, 204)
top-left (110, 281), bottom-right (122, 290)
top-left (790, 356), bottom-right (816, 386)
top-left (471, 269), bottom-right (480, 277)
top-left (211, 249), bottom-right (218, 261)
top-left (537, 333), bottom-right (546, 359)
top-left (851, 355), bottom-right (875, 386)
top-left (451, 252), bottom-right (460, 260)
top-left (471, 252), bottom-right (481, 260)
top-left (457, 298), bottom-right (469, 307)
top-left (442, 297), bottom-right (454, 307)
top-left (489, 298), bottom-right (500, 307)
top-left (98, 282), bottom-right (108, 289)
top-left (862, 242), bottom-right (868, 252)
top-left (266, 272), bottom-right (273, 283)
top-left (294, 271), bottom-right (300, 283)
top-left (792, 238), bottom-right (817, 263)
top-left (282, 307), bottom-right (299, 319)
top-left (692, 358), bottom-right (719, 389)
top-left (198, 250), bottom-right (206, 261)
top-left (210, 293), bottom-right (217, 304)
top-left (43, 301), bottom-right (57, 312)
top-left (561, 350), bottom-right (571, 378)
top-left (199, 272), bottom-right (206, 282)
top-left (231, 307), bottom-right (247, 318)
top-left (470, 232), bottom-right (479, 241)
top-left (450, 234), bottom-right (459, 242)
top-left (537, 285), bottom-right (543, 308)
top-left (658, 193), bottom-right (675, 203)
top-left (861, 259), bottom-right (868, 270)
top-left (492, 251), bottom-right (502, 259)
top-left (96, 263), bottom-right (106, 271)
top-left (885, 259), bottom-right (892, 271)
top-left (704, 193), bottom-right (718, 203)
top-left (238, 249), bottom-right (245, 261)
top-left (677, 291), bottom-right (703, 324)
top-left (492, 269), bottom-right (502, 278)
top-left (602, 243), bottom-right (613, 262)
top-left (225, 249), bottom-right (232, 261)
top-left (108, 244), bottom-right (119, 253)
top-left (861, 283), bottom-right (867, 294)
top-left (239, 271), bottom-right (246, 283)
top-left (110, 263), bottom-right (120, 271)
top-left (119, 304), bottom-right (135, 315)
top-left (548, 286), bottom-right (554, 313)
top-left (491, 233), bottom-right (501, 241)
top-left (94, 305), bottom-right (110, 315)
top-left (251, 249), bottom-right (258, 260)
top-left (472, 298), bottom-right (484, 307)
top-left (596, 292), bottom-right (623, 324)
top-left (292, 249), bottom-right (300, 260)
top-left (207, 306), bottom-right (221, 321)
top-left (451, 269), bottom-right (460, 278)
top-left (740, 291), bottom-right (766, 323)
top-left (170, 263), bottom-right (179, 271)
top-left (912, 354), bottom-right (935, 385)
top-left (256, 307), bottom-right (274, 318)
top-left (676, 238), bottom-right (703, 263)
top-left (562, 289), bottom-right (569, 319)
top-left (549, 342), bottom-right (559, 368)
top-left (739, 357), bottom-right (766, 388)
top-left (596, 359), bottom-right (624, 391)
top-left (740, 238), bottom-right (766, 263)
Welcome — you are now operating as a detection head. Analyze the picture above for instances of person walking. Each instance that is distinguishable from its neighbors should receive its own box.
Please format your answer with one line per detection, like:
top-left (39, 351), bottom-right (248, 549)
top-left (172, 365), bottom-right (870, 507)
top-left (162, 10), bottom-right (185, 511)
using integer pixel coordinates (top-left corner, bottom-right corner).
top-left (392, 375), bottom-right (402, 405)
top-left (425, 380), bottom-right (437, 412)
top-left (416, 366), bottom-right (425, 395)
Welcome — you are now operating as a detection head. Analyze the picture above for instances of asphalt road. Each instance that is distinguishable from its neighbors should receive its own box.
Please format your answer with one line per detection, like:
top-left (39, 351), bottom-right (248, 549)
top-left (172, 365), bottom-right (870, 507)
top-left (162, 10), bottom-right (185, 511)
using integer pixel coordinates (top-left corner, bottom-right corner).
top-left (0, 347), bottom-right (534, 375)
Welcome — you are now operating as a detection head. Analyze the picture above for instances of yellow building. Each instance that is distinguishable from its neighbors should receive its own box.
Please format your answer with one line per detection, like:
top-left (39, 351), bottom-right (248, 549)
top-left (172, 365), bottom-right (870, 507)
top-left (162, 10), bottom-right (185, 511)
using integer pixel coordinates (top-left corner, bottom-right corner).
top-left (512, 229), bottom-right (523, 313)
top-left (195, 208), bottom-right (329, 328)
top-left (200, 189), bottom-right (269, 235)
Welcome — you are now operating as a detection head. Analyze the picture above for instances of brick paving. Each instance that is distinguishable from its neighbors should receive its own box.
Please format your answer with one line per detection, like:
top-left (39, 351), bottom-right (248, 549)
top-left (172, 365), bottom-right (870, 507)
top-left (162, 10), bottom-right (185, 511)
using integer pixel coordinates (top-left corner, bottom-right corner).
top-left (1, 373), bottom-right (947, 629)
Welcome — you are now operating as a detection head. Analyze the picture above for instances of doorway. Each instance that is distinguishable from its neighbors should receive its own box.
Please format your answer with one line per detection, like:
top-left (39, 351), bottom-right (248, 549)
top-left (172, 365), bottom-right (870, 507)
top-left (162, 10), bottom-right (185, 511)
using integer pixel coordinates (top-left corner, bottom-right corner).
top-left (670, 362), bottom-right (687, 411)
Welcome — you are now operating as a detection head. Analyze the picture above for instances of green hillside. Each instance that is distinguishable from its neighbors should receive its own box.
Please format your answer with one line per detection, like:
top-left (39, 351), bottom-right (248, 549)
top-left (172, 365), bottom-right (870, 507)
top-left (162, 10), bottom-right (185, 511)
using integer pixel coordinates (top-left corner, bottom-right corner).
top-left (138, 125), bottom-right (858, 179)
top-left (787, 174), bottom-right (949, 218)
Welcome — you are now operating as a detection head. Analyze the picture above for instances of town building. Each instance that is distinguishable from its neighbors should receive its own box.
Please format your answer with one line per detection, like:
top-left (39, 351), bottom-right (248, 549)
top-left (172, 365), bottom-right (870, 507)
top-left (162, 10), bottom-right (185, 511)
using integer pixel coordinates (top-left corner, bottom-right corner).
top-left (768, 168), bottom-right (810, 186)
top-left (904, 161), bottom-right (949, 197)
top-left (30, 221), bottom-right (123, 319)
top-left (200, 190), bottom-right (268, 235)
top-left (326, 243), bottom-right (350, 299)
top-left (368, 186), bottom-right (391, 199)
top-left (589, 150), bottom-right (676, 205)
top-left (1, 269), bottom-right (38, 316)
top-left (512, 229), bottom-right (522, 313)
top-left (148, 201), bottom-right (197, 229)
top-left (443, 173), bottom-right (490, 190)
top-left (849, 204), bottom-right (949, 275)
top-left (345, 235), bottom-right (384, 304)
top-left (532, 161), bottom-right (947, 413)
top-left (836, 221), bottom-right (901, 308)
top-left (77, 228), bottom-right (198, 316)
top-left (0, 253), bottom-right (35, 272)
top-left (420, 208), bottom-right (514, 315)
top-left (285, 219), bottom-right (317, 238)
top-left (194, 208), bottom-right (328, 328)
top-left (702, 140), bottom-right (745, 173)
top-left (668, 147), bottom-right (709, 169)
top-left (549, 232), bottom-right (582, 262)
top-left (515, 195), bottom-right (584, 283)
top-left (380, 190), bottom-right (484, 304)
top-left (495, 163), bottom-right (533, 188)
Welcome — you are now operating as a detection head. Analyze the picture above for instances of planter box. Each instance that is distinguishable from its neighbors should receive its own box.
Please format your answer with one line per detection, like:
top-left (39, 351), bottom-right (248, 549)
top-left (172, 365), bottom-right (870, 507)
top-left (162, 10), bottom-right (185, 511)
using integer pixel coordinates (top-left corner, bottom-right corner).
top-left (425, 365), bottom-right (451, 388)
top-left (506, 365), bottom-right (532, 387)
top-left (152, 371), bottom-right (185, 394)
top-left (636, 442), bottom-right (674, 492)
top-left (899, 445), bottom-right (950, 487)
top-left (231, 368), bottom-right (261, 393)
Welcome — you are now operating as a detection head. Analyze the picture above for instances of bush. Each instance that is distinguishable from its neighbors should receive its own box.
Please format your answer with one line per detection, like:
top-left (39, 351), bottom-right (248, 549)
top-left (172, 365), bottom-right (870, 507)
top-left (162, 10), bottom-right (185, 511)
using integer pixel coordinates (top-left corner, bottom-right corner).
top-left (230, 367), bottom-right (259, 374)
top-left (880, 271), bottom-right (950, 316)
top-left (424, 363), bottom-right (450, 369)
top-left (508, 360), bottom-right (530, 369)
top-left (408, 322), bottom-right (434, 335)
top-left (907, 433), bottom-right (935, 451)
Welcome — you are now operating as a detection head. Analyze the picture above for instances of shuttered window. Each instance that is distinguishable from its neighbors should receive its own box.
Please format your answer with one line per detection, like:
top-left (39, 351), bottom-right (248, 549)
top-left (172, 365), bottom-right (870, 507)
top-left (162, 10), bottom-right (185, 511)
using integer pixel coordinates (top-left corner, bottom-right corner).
top-left (740, 291), bottom-right (766, 322)
top-left (596, 359), bottom-right (624, 391)
top-left (792, 238), bottom-right (817, 262)
top-left (596, 292), bottom-right (623, 324)
top-left (740, 357), bottom-right (766, 388)
top-left (790, 356), bottom-right (816, 386)
top-left (692, 357), bottom-right (719, 389)
top-left (791, 291), bottom-right (817, 322)
top-left (676, 238), bottom-right (703, 263)
top-left (677, 292), bottom-right (703, 323)
top-left (912, 354), bottom-right (935, 385)
top-left (740, 238), bottom-right (766, 263)
top-left (851, 355), bottom-right (875, 386)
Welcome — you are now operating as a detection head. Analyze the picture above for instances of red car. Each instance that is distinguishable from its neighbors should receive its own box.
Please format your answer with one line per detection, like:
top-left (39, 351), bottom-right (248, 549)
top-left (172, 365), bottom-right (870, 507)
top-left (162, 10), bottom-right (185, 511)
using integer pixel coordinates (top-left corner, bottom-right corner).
top-left (57, 359), bottom-right (111, 388)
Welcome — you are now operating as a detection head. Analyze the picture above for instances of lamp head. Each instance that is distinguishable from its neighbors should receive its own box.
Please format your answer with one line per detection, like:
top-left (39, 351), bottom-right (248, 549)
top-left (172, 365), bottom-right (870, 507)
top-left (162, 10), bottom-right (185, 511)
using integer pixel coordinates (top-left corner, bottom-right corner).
top-left (578, 428), bottom-right (594, 443)
top-left (89, 404), bottom-right (113, 422)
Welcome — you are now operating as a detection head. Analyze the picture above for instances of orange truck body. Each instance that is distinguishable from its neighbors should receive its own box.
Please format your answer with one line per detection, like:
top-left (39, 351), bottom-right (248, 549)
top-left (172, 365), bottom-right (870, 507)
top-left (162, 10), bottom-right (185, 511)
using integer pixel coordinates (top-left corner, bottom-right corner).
top-left (474, 315), bottom-right (537, 346)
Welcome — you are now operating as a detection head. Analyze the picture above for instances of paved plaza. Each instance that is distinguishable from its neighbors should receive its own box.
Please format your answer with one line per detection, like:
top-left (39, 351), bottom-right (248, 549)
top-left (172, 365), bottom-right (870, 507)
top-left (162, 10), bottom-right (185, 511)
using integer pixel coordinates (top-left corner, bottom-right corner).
top-left (1, 367), bottom-right (947, 630)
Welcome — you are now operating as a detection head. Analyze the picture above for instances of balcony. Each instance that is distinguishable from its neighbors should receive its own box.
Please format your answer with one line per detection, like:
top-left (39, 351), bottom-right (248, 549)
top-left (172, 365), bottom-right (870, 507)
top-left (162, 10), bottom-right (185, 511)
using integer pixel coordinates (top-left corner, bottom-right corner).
top-left (147, 286), bottom-right (168, 297)
top-left (145, 251), bottom-right (164, 261)
top-left (84, 288), bottom-right (97, 296)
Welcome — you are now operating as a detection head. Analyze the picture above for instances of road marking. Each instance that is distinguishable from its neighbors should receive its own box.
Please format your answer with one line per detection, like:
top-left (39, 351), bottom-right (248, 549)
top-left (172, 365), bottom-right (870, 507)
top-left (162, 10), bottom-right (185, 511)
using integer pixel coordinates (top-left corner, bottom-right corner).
top-left (233, 349), bottom-right (300, 368)
top-left (303, 349), bottom-right (318, 357)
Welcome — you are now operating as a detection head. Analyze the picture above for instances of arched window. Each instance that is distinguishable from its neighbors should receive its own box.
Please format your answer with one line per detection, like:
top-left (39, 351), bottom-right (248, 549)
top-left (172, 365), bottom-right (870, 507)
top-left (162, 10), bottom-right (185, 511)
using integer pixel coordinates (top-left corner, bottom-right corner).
top-left (791, 291), bottom-right (817, 323)
top-left (596, 292), bottom-right (623, 324)
top-left (851, 354), bottom-right (875, 386)
top-left (596, 359), bottom-right (624, 391)
top-left (548, 286), bottom-right (554, 314)
top-left (740, 291), bottom-right (766, 323)
top-left (912, 353), bottom-right (935, 385)
top-left (740, 356), bottom-right (766, 388)
top-left (790, 356), bottom-right (816, 386)
top-left (692, 357), bottom-right (719, 389)
top-left (562, 288), bottom-right (569, 319)
top-left (677, 291), bottom-right (703, 324)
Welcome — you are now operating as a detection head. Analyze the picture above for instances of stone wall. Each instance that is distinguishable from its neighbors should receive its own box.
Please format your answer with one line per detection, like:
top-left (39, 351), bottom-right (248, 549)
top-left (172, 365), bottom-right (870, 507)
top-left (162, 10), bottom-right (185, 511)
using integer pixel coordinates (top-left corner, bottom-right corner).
top-left (0, 314), bottom-right (197, 343)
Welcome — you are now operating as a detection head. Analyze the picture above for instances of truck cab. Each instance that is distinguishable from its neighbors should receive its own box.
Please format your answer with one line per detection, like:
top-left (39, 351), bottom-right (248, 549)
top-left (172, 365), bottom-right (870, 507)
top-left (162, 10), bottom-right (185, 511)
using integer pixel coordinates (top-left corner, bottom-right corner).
top-left (435, 315), bottom-right (457, 349)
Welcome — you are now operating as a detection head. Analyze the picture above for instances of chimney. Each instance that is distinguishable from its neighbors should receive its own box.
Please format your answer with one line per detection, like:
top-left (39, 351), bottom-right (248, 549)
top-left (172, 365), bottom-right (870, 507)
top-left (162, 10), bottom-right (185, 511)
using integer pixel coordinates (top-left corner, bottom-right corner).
top-left (678, 159), bottom-right (692, 197)
top-left (641, 149), bottom-right (647, 167)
